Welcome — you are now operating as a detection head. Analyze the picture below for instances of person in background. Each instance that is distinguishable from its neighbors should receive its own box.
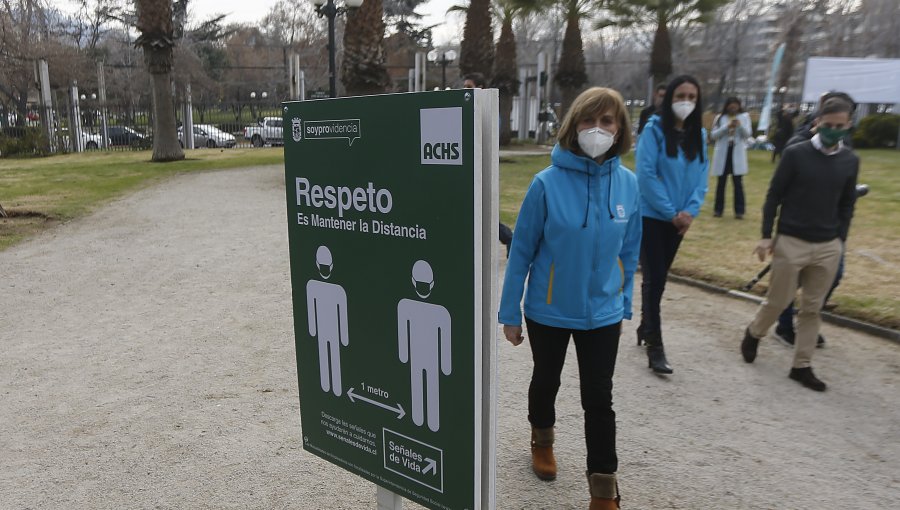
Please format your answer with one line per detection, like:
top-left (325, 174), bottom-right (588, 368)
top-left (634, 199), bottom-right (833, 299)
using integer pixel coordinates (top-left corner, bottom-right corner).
top-left (740, 97), bottom-right (858, 392)
top-left (463, 72), bottom-right (513, 254)
top-left (499, 87), bottom-right (641, 510)
top-left (463, 72), bottom-right (486, 89)
top-left (771, 106), bottom-right (796, 163)
top-left (634, 75), bottom-right (709, 375)
top-left (774, 91), bottom-right (857, 348)
top-left (709, 97), bottom-right (751, 219)
top-left (637, 84), bottom-right (667, 136)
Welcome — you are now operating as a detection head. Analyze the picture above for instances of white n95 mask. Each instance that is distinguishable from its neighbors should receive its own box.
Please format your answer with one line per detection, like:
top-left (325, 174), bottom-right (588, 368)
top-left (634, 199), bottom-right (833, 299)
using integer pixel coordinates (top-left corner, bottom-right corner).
top-left (577, 127), bottom-right (615, 159)
top-left (672, 101), bottom-right (696, 121)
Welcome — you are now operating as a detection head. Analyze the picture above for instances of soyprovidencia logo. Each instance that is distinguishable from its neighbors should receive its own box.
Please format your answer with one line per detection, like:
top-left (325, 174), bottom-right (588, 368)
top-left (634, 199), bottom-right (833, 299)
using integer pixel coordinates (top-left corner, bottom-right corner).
top-left (297, 118), bottom-right (362, 146)
top-left (419, 107), bottom-right (462, 166)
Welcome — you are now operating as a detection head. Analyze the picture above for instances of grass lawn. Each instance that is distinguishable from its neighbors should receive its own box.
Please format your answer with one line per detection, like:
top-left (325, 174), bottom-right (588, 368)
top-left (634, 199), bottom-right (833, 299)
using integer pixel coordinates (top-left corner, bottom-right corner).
top-left (0, 148), bottom-right (284, 250)
top-left (2, 146), bottom-right (897, 329)
top-left (500, 149), bottom-right (900, 330)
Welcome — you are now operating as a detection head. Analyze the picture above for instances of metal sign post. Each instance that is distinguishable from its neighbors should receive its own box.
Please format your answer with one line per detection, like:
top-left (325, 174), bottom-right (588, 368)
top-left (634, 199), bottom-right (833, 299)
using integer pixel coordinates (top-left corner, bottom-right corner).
top-left (283, 89), bottom-right (498, 510)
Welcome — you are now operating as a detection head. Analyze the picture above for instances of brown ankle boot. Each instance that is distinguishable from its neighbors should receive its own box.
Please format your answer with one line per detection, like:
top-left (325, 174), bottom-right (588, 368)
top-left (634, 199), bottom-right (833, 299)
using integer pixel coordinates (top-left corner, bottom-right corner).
top-left (531, 427), bottom-right (557, 481)
top-left (587, 472), bottom-right (620, 509)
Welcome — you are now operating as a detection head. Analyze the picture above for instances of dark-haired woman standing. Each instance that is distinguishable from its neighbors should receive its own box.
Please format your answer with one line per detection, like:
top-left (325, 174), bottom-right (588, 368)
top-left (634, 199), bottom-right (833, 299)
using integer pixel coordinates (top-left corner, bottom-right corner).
top-left (634, 75), bottom-right (709, 374)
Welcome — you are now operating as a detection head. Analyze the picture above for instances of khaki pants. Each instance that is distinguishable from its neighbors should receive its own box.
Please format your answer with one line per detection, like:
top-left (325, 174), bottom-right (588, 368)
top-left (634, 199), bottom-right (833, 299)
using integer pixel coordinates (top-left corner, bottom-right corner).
top-left (749, 235), bottom-right (843, 368)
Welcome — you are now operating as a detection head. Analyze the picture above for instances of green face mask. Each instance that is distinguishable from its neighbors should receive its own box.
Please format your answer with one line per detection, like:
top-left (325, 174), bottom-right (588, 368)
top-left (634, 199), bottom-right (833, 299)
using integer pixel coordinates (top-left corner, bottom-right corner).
top-left (818, 126), bottom-right (848, 147)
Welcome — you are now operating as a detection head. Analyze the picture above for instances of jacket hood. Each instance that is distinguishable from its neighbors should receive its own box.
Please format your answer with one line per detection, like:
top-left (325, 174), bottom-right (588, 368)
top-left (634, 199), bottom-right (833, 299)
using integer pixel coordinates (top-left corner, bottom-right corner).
top-left (551, 144), bottom-right (620, 177)
top-left (551, 144), bottom-right (622, 228)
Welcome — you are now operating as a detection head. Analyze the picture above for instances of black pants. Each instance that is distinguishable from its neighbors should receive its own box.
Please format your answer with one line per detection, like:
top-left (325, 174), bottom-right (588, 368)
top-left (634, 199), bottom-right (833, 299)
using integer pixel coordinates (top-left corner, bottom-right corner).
top-left (638, 217), bottom-right (683, 337)
top-left (525, 317), bottom-right (620, 474)
top-left (714, 144), bottom-right (745, 216)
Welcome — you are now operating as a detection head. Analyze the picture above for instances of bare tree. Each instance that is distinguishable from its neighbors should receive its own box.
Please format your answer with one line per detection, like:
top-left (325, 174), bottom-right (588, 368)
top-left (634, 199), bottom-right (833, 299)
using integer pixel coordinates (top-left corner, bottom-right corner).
top-left (0, 0), bottom-right (51, 125)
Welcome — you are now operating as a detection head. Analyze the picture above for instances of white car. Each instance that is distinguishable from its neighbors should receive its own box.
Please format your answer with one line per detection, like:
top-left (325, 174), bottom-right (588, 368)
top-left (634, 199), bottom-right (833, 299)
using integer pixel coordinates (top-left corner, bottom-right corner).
top-left (60, 129), bottom-right (107, 150)
top-left (81, 131), bottom-right (105, 150)
top-left (178, 124), bottom-right (237, 148)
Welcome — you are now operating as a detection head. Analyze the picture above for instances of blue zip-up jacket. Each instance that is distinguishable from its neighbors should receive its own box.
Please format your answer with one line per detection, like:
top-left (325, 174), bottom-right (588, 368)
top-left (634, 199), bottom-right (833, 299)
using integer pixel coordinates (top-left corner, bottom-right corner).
top-left (636, 115), bottom-right (709, 221)
top-left (499, 145), bottom-right (642, 330)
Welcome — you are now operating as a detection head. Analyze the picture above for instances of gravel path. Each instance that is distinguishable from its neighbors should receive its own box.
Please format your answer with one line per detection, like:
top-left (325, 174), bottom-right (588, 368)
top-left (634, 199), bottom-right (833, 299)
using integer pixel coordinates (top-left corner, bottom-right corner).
top-left (1, 165), bottom-right (898, 509)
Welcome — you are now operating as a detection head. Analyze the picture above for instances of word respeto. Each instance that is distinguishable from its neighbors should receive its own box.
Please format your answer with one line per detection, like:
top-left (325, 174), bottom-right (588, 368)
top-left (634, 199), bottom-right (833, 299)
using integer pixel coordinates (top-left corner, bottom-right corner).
top-left (296, 177), bottom-right (393, 218)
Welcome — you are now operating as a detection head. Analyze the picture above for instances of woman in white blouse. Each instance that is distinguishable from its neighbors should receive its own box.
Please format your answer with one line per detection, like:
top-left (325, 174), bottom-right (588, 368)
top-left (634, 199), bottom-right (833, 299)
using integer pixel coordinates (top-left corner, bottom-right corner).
top-left (710, 97), bottom-right (752, 218)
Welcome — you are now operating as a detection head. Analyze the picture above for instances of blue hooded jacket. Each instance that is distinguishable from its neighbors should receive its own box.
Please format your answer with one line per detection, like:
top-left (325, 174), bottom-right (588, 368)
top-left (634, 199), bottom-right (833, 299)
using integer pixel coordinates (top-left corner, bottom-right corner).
top-left (499, 145), bottom-right (642, 330)
top-left (636, 115), bottom-right (709, 221)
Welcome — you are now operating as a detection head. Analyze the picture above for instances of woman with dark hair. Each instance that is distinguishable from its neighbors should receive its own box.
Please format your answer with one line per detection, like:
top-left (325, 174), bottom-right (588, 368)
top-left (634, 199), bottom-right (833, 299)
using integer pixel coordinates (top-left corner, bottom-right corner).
top-left (634, 75), bottom-right (709, 374)
top-left (710, 97), bottom-right (751, 218)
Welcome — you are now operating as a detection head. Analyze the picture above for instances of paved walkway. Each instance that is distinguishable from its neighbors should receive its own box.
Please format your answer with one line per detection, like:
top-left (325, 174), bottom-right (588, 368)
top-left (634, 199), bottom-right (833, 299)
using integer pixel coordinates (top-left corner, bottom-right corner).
top-left (1, 165), bottom-right (897, 509)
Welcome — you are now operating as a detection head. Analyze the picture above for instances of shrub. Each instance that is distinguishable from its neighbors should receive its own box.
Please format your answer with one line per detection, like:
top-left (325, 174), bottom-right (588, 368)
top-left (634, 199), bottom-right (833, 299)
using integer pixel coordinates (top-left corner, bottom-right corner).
top-left (0, 127), bottom-right (50, 157)
top-left (852, 114), bottom-right (899, 148)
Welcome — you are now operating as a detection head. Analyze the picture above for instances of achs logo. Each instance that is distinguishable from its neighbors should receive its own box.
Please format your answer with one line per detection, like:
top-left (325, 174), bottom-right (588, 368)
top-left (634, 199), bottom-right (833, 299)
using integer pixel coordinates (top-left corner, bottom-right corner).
top-left (291, 117), bottom-right (302, 142)
top-left (420, 107), bottom-right (462, 166)
top-left (616, 204), bottom-right (626, 218)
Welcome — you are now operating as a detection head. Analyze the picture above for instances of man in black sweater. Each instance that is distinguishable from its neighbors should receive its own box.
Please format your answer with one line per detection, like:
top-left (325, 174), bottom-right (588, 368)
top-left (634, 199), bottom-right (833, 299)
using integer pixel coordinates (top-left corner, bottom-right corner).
top-left (740, 97), bottom-right (858, 391)
top-left (774, 92), bottom-right (858, 348)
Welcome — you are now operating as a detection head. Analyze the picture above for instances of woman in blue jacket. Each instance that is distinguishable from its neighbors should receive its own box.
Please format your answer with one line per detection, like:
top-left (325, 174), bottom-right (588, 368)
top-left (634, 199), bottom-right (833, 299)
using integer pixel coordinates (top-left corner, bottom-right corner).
top-left (499, 87), bottom-right (642, 510)
top-left (635, 75), bottom-right (709, 375)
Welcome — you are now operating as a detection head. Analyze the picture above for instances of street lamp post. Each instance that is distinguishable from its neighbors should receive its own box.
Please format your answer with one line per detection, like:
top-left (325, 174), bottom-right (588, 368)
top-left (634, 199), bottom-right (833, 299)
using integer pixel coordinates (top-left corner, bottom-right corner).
top-left (427, 49), bottom-right (457, 89)
top-left (312, 0), bottom-right (364, 98)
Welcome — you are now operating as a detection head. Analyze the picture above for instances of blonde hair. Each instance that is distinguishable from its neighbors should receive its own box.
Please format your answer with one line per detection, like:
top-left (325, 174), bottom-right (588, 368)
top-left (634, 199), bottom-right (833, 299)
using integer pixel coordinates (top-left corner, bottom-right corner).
top-left (558, 87), bottom-right (632, 157)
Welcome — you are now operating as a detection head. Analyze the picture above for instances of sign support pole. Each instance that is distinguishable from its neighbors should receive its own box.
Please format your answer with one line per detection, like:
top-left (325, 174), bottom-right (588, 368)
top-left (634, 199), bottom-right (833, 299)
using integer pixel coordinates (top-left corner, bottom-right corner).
top-left (376, 486), bottom-right (403, 510)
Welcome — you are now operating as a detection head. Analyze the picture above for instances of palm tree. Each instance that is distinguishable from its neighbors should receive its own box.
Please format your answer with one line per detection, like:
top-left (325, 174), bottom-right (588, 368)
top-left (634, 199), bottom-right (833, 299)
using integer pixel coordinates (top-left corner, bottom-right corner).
top-left (459, 0), bottom-right (494, 79)
top-left (134, 0), bottom-right (184, 162)
top-left (341, 0), bottom-right (391, 96)
top-left (492, 4), bottom-right (518, 145)
top-left (601, 0), bottom-right (729, 84)
top-left (492, 0), bottom-right (549, 144)
top-left (555, 0), bottom-right (591, 116)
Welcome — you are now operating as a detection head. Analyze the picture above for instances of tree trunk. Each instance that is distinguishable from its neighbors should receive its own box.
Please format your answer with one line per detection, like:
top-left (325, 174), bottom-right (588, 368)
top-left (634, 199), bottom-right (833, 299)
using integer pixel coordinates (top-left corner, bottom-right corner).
top-left (649, 14), bottom-right (672, 84)
top-left (498, 93), bottom-right (513, 145)
top-left (150, 71), bottom-right (184, 162)
top-left (341, 0), bottom-right (390, 96)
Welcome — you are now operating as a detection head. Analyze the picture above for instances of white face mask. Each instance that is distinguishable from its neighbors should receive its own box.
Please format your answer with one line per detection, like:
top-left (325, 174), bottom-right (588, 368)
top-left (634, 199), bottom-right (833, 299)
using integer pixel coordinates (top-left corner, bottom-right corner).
top-left (672, 101), bottom-right (696, 121)
top-left (577, 127), bottom-right (615, 159)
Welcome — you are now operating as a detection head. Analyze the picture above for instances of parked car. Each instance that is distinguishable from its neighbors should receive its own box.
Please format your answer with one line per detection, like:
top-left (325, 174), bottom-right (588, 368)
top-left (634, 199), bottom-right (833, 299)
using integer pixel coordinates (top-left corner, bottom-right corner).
top-left (243, 117), bottom-right (283, 147)
top-left (178, 124), bottom-right (236, 148)
top-left (107, 126), bottom-right (149, 148)
top-left (81, 130), bottom-right (106, 150)
top-left (58, 129), bottom-right (107, 151)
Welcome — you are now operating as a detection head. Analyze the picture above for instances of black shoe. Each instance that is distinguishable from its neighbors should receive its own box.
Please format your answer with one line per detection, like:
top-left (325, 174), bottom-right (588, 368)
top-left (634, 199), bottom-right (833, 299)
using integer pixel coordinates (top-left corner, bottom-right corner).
top-left (789, 367), bottom-right (827, 391)
top-left (773, 326), bottom-right (795, 347)
top-left (741, 328), bottom-right (760, 363)
top-left (817, 334), bottom-right (826, 348)
top-left (647, 345), bottom-right (673, 374)
top-left (713, 212), bottom-right (723, 218)
top-left (735, 214), bottom-right (744, 220)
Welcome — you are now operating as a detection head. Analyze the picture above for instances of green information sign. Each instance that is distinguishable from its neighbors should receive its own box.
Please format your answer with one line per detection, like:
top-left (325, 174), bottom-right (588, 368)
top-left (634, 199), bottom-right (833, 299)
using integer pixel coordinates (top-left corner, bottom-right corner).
top-left (284, 90), bottom-right (498, 510)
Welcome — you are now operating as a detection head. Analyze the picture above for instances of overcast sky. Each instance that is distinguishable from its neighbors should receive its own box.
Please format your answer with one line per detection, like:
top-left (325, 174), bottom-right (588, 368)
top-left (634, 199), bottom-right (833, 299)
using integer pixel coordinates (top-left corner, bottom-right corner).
top-left (173, 0), bottom-right (463, 46)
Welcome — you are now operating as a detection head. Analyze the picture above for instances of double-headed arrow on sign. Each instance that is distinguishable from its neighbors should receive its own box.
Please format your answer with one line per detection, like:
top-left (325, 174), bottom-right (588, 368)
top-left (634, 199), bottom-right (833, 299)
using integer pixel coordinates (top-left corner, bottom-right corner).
top-left (347, 387), bottom-right (406, 420)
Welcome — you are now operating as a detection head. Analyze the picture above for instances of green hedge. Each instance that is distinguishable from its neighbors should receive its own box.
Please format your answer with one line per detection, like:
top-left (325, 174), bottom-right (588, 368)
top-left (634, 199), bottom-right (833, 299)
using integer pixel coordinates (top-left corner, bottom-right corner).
top-left (0, 127), bottom-right (50, 157)
top-left (852, 114), bottom-right (899, 148)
